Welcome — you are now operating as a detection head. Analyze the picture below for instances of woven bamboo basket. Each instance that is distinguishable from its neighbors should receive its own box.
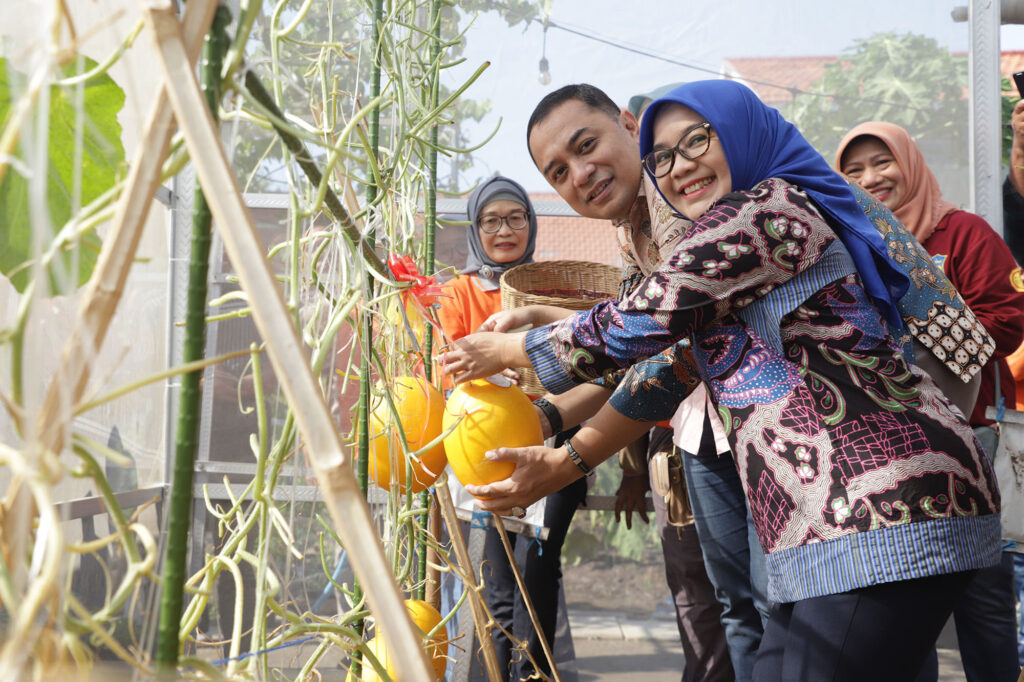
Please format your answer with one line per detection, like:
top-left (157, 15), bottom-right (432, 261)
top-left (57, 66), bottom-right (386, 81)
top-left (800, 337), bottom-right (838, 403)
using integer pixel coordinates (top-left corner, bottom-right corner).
top-left (499, 260), bottom-right (621, 396)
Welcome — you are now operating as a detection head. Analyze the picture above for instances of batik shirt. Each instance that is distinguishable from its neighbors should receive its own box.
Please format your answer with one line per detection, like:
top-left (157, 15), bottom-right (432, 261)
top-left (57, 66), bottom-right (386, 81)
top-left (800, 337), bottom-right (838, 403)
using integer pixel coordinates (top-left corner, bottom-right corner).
top-left (604, 182), bottom-right (995, 426)
top-left (526, 178), bottom-right (1002, 602)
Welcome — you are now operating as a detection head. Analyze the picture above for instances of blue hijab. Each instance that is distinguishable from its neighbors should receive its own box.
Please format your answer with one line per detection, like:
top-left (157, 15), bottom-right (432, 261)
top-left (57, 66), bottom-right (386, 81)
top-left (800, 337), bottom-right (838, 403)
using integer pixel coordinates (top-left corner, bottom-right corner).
top-left (637, 79), bottom-right (908, 329)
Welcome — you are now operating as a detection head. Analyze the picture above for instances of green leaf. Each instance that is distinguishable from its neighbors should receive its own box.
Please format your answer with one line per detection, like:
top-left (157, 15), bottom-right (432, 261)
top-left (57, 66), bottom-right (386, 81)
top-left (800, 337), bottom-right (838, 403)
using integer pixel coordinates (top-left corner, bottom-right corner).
top-left (0, 56), bottom-right (124, 294)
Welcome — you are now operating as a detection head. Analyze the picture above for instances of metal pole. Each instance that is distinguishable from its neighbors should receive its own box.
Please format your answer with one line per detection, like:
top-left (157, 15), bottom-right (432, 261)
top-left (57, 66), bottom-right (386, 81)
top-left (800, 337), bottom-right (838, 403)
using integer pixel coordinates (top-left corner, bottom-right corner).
top-left (969, 0), bottom-right (1004, 235)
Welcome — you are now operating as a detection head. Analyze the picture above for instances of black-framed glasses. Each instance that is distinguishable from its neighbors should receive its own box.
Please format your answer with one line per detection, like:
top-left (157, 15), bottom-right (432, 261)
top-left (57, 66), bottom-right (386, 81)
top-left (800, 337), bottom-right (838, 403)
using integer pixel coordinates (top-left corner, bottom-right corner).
top-left (478, 211), bottom-right (529, 234)
top-left (642, 122), bottom-right (713, 178)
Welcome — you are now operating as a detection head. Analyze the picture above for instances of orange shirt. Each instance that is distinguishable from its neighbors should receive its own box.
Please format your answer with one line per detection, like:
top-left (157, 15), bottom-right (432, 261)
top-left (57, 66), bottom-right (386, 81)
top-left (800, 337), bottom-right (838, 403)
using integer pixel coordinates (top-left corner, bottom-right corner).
top-left (1008, 342), bottom-right (1024, 410)
top-left (436, 274), bottom-right (501, 342)
top-left (435, 274), bottom-right (501, 390)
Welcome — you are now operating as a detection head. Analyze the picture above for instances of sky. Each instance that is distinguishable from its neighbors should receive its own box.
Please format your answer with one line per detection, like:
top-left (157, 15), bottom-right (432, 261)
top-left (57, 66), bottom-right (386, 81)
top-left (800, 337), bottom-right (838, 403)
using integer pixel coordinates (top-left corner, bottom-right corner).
top-left (443, 0), bottom-right (1024, 192)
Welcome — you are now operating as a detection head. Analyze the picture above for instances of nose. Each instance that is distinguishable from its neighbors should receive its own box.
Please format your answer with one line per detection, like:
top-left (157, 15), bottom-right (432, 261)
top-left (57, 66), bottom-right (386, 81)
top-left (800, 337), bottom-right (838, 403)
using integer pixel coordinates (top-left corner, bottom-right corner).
top-left (570, 157), bottom-right (594, 188)
top-left (858, 166), bottom-right (880, 187)
top-left (668, 149), bottom-right (698, 180)
top-left (496, 218), bottom-right (515, 235)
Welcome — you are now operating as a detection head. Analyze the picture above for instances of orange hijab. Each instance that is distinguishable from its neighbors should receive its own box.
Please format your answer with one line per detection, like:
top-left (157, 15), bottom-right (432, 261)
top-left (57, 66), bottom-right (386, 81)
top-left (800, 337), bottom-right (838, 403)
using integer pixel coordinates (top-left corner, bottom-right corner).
top-left (836, 121), bottom-right (958, 242)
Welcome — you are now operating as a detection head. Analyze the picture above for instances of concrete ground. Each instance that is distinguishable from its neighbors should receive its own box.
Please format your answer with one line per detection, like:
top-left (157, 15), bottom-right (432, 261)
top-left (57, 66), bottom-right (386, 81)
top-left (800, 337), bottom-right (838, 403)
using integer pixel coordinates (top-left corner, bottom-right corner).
top-left (567, 609), bottom-right (969, 682)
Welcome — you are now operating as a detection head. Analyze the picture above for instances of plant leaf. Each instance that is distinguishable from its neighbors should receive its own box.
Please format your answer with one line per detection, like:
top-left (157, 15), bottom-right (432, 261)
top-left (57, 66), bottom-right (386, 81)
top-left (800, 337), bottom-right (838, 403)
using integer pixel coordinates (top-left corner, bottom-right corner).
top-left (0, 57), bottom-right (124, 294)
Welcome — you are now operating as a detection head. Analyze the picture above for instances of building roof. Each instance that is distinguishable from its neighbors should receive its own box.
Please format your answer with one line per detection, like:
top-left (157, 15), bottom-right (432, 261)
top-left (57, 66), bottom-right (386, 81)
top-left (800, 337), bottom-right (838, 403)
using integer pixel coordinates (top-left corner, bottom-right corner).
top-left (723, 49), bottom-right (1024, 105)
top-left (434, 192), bottom-right (622, 271)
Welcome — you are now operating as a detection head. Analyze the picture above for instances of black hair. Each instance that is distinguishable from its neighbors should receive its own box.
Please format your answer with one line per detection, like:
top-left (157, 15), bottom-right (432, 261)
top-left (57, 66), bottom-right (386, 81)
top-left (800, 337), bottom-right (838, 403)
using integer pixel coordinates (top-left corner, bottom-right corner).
top-left (526, 84), bottom-right (621, 164)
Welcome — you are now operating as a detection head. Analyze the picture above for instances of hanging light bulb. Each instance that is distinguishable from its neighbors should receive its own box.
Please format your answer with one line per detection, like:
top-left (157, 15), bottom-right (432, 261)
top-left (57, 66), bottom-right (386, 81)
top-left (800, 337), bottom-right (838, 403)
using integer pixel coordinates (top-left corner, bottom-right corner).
top-left (538, 22), bottom-right (551, 86)
top-left (538, 56), bottom-right (551, 86)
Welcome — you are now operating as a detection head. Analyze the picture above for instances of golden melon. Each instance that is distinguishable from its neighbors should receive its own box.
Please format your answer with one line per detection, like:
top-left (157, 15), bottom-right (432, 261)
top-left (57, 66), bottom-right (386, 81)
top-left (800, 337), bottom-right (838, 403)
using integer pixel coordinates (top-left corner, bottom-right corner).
top-left (442, 379), bottom-right (541, 489)
top-left (368, 377), bottom-right (447, 494)
top-left (361, 600), bottom-right (448, 681)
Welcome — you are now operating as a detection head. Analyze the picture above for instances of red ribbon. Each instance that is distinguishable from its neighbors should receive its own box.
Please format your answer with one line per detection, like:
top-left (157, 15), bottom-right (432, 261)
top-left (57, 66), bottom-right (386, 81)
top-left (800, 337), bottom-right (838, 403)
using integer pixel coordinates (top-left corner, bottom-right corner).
top-left (388, 253), bottom-right (443, 306)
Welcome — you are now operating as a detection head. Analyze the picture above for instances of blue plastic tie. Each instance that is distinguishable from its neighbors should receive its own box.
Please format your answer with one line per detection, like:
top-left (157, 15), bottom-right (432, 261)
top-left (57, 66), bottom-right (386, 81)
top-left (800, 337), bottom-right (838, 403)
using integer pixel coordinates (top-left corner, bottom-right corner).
top-left (210, 635), bottom-right (317, 665)
top-left (529, 525), bottom-right (544, 556)
top-left (997, 396), bottom-right (1006, 423)
top-left (470, 510), bottom-right (491, 530)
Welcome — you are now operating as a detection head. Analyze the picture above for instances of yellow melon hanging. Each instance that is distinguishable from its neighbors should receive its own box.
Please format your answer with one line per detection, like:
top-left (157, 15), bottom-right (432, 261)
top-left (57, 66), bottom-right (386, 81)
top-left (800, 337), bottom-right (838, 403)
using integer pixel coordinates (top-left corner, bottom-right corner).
top-left (442, 379), bottom-right (542, 490)
top-left (368, 376), bottom-right (447, 494)
top-left (360, 599), bottom-right (448, 681)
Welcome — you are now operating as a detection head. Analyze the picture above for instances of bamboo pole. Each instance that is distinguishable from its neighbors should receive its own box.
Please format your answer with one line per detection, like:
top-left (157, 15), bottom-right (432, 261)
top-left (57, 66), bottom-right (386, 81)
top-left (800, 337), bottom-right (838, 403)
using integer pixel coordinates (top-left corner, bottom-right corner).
top-left (492, 515), bottom-right (561, 682)
top-left (433, 482), bottom-right (502, 682)
top-left (154, 3), bottom-right (229, 670)
top-left (352, 0), bottom-right (386, 670)
top-left (417, 0), bottom-right (442, 605)
top-left (140, 3), bottom-right (432, 679)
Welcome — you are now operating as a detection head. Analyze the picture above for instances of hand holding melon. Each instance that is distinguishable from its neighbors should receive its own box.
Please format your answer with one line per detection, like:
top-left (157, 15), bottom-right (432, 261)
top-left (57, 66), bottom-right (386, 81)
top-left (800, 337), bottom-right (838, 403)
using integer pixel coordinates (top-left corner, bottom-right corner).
top-left (442, 379), bottom-right (542, 492)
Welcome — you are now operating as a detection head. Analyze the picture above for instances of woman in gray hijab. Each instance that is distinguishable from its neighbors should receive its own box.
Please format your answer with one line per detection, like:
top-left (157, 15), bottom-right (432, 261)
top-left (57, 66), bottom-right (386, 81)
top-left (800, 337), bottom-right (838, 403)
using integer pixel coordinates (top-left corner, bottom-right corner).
top-left (438, 176), bottom-right (537, 340)
top-left (437, 175), bottom-right (585, 680)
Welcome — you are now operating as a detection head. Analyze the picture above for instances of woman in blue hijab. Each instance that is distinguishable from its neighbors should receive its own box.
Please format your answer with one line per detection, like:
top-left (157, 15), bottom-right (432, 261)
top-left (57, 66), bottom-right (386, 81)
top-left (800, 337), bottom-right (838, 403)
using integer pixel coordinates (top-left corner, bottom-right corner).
top-left (442, 81), bottom-right (1003, 681)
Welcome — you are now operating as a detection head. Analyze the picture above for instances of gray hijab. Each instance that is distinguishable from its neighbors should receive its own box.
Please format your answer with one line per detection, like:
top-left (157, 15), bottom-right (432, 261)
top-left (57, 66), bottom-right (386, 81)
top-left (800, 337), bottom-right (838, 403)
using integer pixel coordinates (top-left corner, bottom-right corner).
top-left (463, 175), bottom-right (537, 290)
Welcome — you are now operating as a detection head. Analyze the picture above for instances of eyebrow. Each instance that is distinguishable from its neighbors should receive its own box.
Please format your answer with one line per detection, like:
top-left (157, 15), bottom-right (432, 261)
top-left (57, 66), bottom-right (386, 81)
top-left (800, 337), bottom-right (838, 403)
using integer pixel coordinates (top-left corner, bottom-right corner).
top-left (542, 126), bottom-right (588, 177)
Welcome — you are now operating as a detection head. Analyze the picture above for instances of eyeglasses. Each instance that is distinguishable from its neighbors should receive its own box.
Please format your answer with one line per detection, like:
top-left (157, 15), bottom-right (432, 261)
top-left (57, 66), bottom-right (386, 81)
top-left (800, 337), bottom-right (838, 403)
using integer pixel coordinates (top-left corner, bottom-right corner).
top-left (478, 211), bottom-right (529, 234)
top-left (642, 122), bottom-right (713, 178)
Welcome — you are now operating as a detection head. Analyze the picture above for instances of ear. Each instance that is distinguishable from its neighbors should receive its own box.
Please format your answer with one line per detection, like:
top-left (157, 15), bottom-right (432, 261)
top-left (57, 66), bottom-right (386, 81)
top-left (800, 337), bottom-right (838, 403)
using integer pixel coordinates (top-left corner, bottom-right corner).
top-left (619, 108), bottom-right (639, 139)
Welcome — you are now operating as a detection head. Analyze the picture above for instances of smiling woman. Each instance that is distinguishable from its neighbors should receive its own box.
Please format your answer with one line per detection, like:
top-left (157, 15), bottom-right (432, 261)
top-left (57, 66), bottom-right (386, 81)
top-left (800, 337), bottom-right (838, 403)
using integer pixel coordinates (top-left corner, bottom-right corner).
top-left (442, 80), bottom-right (1005, 682)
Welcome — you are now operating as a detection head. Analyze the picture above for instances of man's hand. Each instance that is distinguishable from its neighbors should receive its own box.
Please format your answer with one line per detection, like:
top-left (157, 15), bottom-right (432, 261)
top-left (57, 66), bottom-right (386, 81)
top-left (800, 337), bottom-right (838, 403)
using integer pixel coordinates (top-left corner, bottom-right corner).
top-left (614, 474), bottom-right (650, 530)
top-left (463, 444), bottom-right (580, 515)
top-left (441, 331), bottom-right (528, 383)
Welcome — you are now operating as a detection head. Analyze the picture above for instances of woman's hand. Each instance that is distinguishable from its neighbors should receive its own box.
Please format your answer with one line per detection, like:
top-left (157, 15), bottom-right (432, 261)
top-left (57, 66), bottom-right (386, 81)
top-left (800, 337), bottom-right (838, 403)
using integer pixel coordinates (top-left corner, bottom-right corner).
top-left (478, 305), bottom-right (572, 333)
top-left (463, 444), bottom-right (580, 515)
top-left (441, 331), bottom-right (529, 383)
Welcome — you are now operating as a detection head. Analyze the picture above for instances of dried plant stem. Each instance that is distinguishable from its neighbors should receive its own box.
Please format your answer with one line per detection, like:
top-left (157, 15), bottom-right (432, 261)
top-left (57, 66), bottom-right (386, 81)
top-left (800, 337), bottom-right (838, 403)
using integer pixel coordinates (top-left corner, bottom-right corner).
top-left (433, 483), bottom-right (501, 682)
top-left (492, 515), bottom-right (561, 682)
top-left (141, 3), bottom-right (432, 679)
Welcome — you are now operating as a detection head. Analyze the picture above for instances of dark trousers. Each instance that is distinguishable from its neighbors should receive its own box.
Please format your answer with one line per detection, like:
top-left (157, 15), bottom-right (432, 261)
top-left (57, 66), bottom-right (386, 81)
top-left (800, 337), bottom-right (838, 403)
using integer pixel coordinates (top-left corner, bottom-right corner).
top-left (482, 474), bottom-right (587, 680)
top-left (753, 571), bottom-right (974, 682)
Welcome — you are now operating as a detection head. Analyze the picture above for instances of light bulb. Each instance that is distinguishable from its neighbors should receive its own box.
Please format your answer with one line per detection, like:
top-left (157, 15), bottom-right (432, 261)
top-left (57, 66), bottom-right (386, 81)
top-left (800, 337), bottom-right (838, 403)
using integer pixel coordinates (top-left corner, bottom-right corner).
top-left (538, 57), bottom-right (551, 86)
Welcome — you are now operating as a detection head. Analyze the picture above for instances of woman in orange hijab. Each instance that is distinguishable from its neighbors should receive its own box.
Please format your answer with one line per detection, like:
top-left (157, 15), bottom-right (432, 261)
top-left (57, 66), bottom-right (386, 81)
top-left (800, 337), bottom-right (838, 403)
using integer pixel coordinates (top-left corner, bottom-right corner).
top-left (838, 121), bottom-right (1024, 682)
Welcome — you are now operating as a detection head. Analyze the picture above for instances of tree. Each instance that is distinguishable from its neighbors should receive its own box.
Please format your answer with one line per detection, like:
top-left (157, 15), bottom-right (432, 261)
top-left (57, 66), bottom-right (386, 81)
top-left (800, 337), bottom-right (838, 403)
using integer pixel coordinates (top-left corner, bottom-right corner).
top-left (230, 0), bottom-right (543, 194)
top-left (785, 33), bottom-right (968, 169)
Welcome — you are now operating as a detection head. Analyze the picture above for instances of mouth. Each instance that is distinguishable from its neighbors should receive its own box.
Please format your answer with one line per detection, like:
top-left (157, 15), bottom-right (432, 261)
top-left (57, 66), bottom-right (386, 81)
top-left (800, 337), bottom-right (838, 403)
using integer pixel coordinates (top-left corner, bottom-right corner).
top-left (868, 186), bottom-right (893, 201)
top-left (678, 176), bottom-right (714, 198)
top-left (494, 241), bottom-right (519, 250)
top-left (586, 178), bottom-right (612, 204)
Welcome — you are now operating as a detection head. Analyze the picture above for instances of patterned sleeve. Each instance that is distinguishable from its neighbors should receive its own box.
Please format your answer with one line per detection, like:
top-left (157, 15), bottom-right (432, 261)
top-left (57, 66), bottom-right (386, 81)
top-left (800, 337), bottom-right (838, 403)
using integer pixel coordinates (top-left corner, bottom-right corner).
top-left (605, 343), bottom-right (702, 422)
top-left (524, 179), bottom-right (838, 394)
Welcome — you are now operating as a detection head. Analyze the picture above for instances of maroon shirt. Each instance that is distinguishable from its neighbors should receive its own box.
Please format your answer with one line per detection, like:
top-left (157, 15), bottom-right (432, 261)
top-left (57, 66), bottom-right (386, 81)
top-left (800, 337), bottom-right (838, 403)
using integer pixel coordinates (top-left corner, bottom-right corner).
top-left (923, 209), bottom-right (1024, 425)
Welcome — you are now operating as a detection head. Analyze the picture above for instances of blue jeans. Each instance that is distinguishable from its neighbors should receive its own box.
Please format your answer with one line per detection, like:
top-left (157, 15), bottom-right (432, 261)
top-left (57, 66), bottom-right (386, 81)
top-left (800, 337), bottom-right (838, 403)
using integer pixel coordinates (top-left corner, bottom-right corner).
top-left (682, 424), bottom-right (769, 682)
top-left (952, 427), bottom-right (1022, 682)
top-left (1014, 551), bottom-right (1024, 665)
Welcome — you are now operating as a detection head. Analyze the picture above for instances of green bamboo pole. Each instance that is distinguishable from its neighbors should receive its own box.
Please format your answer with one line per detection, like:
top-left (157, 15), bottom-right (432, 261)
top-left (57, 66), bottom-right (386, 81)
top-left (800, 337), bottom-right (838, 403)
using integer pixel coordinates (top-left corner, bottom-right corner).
top-left (416, 0), bottom-right (442, 603)
top-left (352, 0), bottom-right (386, 673)
top-left (155, 4), bottom-right (230, 672)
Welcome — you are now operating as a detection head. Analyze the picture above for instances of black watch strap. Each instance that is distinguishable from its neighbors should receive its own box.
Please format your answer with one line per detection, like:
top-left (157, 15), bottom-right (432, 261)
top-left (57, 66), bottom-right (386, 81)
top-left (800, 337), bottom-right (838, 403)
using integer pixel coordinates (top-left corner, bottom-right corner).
top-left (533, 397), bottom-right (563, 436)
